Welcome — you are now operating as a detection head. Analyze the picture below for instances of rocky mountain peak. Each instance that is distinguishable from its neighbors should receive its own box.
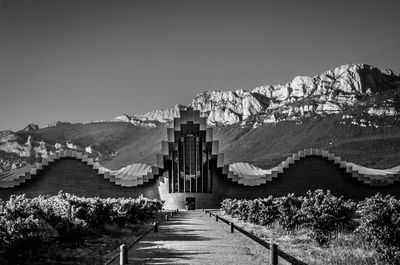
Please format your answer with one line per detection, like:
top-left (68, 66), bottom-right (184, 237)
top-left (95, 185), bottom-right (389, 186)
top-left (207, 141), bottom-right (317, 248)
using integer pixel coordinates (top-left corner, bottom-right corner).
top-left (0, 131), bottom-right (19, 143)
top-left (135, 104), bottom-right (184, 122)
top-left (22, 123), bottom-right (39, 131)
top-left (112, 63), bottom-right (399, 127)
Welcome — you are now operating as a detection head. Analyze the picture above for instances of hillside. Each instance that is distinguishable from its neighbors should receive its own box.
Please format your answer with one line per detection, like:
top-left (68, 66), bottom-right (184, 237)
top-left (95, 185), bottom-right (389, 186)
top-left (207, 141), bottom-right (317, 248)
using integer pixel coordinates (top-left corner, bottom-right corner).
top-left (216, 115), bottom-right (400, 169)
top-left (15, 122), bottom-right (165, 170)
top-left (0, 63), bottom-right (399, 172)
top-left (3, 114), bottom-right (397, 172)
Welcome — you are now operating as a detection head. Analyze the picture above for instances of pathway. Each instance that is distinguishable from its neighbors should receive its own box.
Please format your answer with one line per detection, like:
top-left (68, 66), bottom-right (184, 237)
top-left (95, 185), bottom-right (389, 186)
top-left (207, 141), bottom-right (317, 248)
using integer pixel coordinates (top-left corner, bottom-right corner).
top-left (112, 210), bottom-right (272, 265)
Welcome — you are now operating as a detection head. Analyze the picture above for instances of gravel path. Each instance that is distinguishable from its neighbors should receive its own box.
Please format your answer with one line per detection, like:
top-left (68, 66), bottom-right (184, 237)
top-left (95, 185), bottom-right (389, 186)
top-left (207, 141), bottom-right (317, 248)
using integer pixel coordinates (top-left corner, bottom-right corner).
top-left (112, 210), bottom-right (272, 265)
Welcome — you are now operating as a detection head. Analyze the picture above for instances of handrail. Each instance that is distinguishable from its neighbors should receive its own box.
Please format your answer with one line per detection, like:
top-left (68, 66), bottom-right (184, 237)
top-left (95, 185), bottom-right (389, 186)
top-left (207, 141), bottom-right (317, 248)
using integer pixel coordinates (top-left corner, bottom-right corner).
top-left (105, 210), bottom-right (177, 265)
top-left (204, 209), bottom-right (307, 265)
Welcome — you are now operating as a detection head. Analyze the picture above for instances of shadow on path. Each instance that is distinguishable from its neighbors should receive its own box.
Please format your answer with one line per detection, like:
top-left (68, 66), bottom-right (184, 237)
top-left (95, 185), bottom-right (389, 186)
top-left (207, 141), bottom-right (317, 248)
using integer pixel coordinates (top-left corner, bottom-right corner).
top-left (116, 210), bottom-right (270, 265)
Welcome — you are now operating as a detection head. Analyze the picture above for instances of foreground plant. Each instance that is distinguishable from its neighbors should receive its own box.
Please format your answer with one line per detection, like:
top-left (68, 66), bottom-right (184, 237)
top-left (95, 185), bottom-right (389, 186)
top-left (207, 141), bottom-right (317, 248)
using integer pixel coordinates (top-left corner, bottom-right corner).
top-left (356, 193), bottom-right (400, 265)
top-left (300, 190), bottom-right (356, 246)
top-left (0, 192), bottom-right (163, 265)
top-left (221, 190), bottom-right (400, 264)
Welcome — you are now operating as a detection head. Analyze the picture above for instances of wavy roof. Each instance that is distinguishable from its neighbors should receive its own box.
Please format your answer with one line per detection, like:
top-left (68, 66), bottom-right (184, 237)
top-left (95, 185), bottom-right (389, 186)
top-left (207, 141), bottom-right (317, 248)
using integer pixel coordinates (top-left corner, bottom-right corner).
top-left (224, 148), bottom-right (400, 187)
top-left (1, 148), bottom-right (399, 189)
top-left (0, 150), bottom-right (159, 188)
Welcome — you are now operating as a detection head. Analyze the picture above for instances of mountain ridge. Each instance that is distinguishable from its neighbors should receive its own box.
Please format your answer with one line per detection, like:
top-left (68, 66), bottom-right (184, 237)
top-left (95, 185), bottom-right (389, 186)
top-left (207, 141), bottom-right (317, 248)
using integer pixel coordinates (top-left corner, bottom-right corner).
top-left (115, 63), bottom-right (399, 127)
top-left (0, 63), bottom-right (399, 172)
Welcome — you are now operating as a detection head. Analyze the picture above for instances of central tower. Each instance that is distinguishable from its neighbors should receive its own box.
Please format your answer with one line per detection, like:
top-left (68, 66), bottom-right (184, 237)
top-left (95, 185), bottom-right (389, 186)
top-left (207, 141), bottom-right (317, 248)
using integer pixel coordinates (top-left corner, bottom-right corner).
top-left (162, 107), bottom-right (220, 194)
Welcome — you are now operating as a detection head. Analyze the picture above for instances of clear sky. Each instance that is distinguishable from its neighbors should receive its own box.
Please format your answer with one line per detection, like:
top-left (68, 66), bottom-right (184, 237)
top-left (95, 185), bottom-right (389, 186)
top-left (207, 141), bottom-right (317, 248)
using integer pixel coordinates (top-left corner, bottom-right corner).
top-left (0, 0), bottom-right (399, 131)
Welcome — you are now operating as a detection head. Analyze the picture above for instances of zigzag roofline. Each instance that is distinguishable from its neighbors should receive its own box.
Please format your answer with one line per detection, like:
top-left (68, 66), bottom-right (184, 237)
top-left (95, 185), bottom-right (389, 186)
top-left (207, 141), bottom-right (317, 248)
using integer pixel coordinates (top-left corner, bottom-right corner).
top-left (1, 147), bottom-right (398, 189)
top-left (1, 107), bottom-right (399, 189)
top-left (0, 150), bottom-right (159, 188)
top-left (223, 148), bottom-right (400, 187)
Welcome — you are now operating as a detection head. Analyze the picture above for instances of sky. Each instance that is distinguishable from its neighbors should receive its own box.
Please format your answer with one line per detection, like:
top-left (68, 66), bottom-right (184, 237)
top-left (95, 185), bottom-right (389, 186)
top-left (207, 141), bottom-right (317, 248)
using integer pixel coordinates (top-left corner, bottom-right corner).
top-left (0, 0), bottom-right (399, 131)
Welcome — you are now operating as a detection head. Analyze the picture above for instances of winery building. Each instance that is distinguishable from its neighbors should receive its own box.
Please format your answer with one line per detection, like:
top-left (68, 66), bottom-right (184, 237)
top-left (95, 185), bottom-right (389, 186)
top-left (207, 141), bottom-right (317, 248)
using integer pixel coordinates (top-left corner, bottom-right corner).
top-left (1, 108), bottom-right (400, 209)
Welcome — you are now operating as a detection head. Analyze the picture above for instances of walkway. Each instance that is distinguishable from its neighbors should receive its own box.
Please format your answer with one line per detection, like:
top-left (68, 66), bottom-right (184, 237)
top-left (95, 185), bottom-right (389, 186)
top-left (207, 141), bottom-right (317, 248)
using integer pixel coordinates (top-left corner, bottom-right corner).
top-left (113, 210), bottom-right (271, 265)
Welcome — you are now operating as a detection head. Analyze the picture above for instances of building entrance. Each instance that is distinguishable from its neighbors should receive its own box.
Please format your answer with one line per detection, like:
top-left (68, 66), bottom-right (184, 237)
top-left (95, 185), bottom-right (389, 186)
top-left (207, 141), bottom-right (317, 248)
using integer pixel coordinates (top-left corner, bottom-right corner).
top-left (185, 197), bottom-right (196, 210)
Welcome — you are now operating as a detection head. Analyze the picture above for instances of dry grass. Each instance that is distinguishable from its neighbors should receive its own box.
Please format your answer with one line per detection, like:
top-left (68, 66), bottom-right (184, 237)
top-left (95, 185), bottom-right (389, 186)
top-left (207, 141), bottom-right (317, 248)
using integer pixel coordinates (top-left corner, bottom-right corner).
top-left (29, 212), bottom-right (166, 265)
top-left (218, 211), bottom-right (385, 265)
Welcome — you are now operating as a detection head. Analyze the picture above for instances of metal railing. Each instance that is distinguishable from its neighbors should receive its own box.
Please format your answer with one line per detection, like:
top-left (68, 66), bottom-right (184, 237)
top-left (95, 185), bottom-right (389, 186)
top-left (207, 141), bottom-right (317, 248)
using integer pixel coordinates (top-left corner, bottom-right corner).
top-left (106, 209), bottom-right (179, 265)
top-left (204, 209), bottom-right (307, 265)
top-left (110, 209), bottom-right (307, 265)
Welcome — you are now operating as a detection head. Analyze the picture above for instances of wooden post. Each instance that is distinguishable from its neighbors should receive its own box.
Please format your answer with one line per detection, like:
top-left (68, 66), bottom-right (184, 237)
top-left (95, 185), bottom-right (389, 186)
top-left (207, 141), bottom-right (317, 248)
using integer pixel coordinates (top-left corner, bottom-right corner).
top-left (209, 212), bottom-right (212, 217)
top-left (154, 222), bottom-right (158, 233)
top-left (215, 215), bottom-right (218, 222)
top-left (230, 222), bottom-right (234, 233)
top-left (165, 214), bottom-right (169, 221)
top-left (170, 211), bottom-right (173, 217)
top-left (120, 244), bottom-right (128, 265)
top-left (270, 243), bottom-right (278, 265)
top-left (176, 209), bottom-right (179, 213)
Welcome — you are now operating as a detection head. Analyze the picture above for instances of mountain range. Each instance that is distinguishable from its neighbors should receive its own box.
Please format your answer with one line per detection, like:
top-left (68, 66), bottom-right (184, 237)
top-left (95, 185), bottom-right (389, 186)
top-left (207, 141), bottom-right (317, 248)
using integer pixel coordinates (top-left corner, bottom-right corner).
top-left (115, 63), bottom-right (399, 127)
top-left (1, 63), bottom-right (399, 172)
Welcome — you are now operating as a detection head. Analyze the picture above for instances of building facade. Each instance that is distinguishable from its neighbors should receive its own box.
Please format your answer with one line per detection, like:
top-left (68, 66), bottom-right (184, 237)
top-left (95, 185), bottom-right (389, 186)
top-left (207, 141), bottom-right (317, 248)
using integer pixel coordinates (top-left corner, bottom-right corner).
top-left (1, 108), bottom-right (400, 209)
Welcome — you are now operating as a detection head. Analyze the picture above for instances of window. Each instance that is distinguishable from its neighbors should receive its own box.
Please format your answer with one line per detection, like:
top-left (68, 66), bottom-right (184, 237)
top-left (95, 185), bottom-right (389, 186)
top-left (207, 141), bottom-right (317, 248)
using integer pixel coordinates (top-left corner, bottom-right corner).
top-left (169, 122), bottom-right (210, 193)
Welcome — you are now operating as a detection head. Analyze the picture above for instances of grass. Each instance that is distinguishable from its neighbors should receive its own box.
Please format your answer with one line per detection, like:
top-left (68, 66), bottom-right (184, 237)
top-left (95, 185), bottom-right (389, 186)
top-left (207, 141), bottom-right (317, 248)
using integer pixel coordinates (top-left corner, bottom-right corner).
top-left (217, 211), bottom-right (385, 265)
top-left (218, 116), bottom-right (400, 169)
top-left (28, 212), bottom-right (165, 265)
top-left (12, 115), bottom-right (400, 170)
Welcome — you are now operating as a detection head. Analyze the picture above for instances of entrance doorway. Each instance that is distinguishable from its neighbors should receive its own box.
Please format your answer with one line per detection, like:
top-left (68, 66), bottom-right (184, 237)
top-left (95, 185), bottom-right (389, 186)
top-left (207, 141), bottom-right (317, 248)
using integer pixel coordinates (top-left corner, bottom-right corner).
top-left (185, 197), bottom-right (196, 210)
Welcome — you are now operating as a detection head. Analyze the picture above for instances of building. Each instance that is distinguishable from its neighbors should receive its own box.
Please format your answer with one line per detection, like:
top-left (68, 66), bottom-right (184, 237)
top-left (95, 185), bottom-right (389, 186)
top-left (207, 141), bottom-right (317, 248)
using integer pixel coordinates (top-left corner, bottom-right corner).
top-left (1, 108), bottom-right (400, 208)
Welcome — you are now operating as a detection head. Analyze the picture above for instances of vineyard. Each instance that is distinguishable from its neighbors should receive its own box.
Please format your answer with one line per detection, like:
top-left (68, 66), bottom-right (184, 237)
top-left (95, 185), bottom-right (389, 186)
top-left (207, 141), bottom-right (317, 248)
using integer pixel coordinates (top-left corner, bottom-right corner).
top-left (221, 190), bottom-right (400, 265)
top-left (0, 192), bottom-right (163, 265)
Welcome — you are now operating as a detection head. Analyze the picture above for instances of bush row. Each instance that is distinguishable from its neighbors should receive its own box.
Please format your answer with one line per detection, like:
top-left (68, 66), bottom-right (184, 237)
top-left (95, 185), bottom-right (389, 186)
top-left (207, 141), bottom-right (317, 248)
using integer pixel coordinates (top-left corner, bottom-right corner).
top-left (221, 190), bottom-right (400, 264)
top-left (0, 192), bottom-right (163, 264)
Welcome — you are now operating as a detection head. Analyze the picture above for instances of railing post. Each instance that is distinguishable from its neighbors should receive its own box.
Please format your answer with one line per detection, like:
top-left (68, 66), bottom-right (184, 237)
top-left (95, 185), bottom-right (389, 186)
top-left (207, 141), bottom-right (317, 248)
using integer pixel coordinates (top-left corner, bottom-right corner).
top-left (230, 222), bottom-right (234, 233)
top-left (215, 215), bottom-right (218, 222)
top-left (120, 244), bottom-right (128, 265)
top-left (176, 209), bottom-right (179, 213)
top-left (154, 222), bottom-right (158, 233)
top-left (165, 214), bottom-right (169, 221)
top-left (270, 243), bottom-right (278, 265)
top-left (170, 211), bottom-right (173, 217)
top-left (209, 212), bottom-right (212, 217)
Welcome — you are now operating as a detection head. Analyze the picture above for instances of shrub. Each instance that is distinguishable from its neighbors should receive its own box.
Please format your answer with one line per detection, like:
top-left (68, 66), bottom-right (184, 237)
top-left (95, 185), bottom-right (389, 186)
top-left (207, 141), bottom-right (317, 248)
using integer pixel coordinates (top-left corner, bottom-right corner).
top-left (222, 195), bottom-right (300, 230)
top-left (0, 211), bottom-right (43, 264)
top-left (63, 194), bottom-right (113, 232)
top-left (0, 192), bottom-right (164, 263)
top-left (276, 193), bottom-right (304, 233)
top-left (222, 196), bottom-right (285, 228)
top-left (30, 193), bottom-right (89, 245)
top-left (356, 193), bottom-right (400, 264)
top-left (4, 194), bottom-right (35, 219)
top-left (257, 196), bottom-right (279, 226)
top-left (301, 190), bottom-right (357, 246)
top-left (236, 199), bottom-right (251, 221)
top-left (221, 198), bottom-right (239, 216)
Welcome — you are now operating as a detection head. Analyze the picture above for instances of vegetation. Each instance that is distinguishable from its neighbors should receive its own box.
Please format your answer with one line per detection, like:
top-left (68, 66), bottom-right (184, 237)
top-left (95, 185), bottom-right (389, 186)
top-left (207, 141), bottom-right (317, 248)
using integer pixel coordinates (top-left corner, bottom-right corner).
top-left (10, 115), bottom-right (400, 171)
top-left (357, 194), bottom-right (400, 264)
top-left (15, 122), bottom-right (165, 169)
top-left (300, 190), bottom-right (356, 246)
top-left (393, 91), bottom-right (400, 112)
top-left (0, 192), bottom-right (163, 265)
top-left (221, 190), bottom-right (400, 264)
